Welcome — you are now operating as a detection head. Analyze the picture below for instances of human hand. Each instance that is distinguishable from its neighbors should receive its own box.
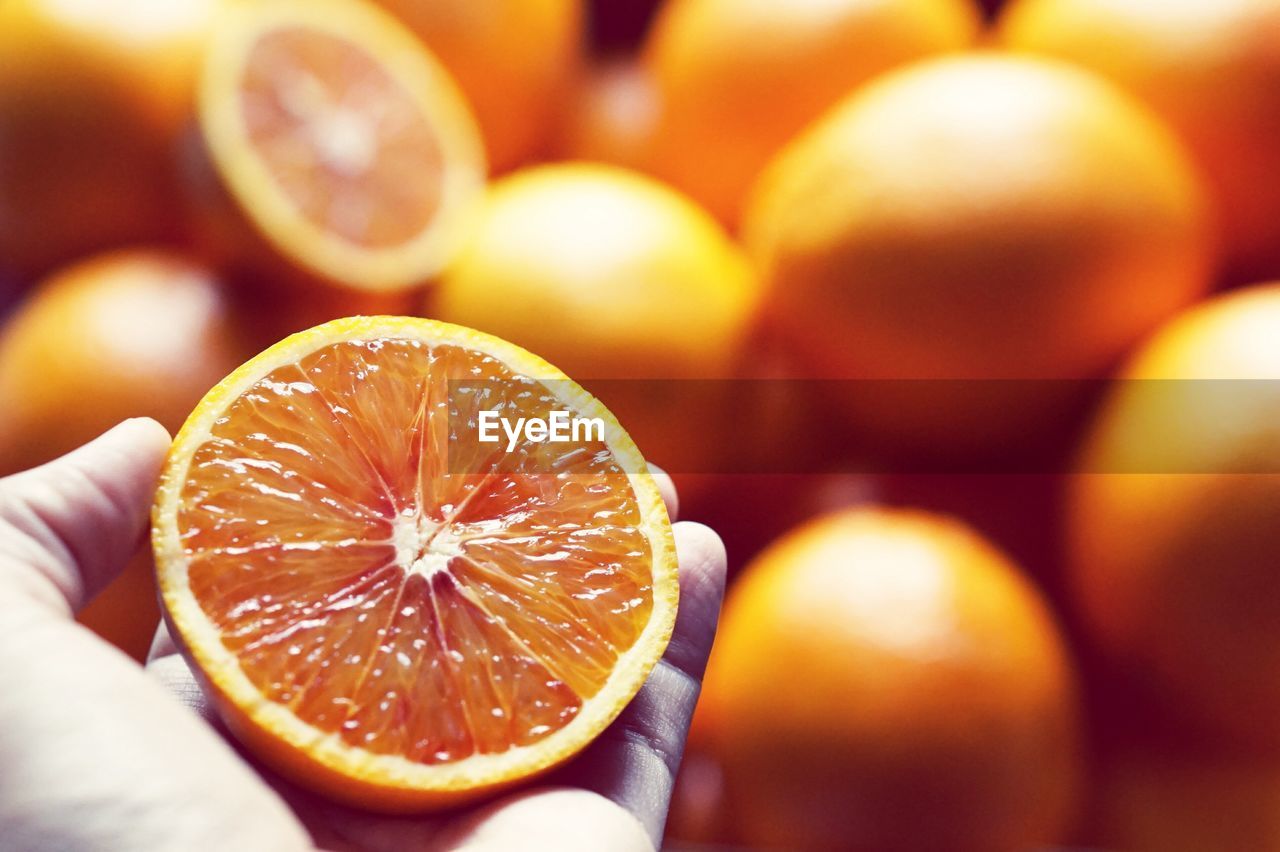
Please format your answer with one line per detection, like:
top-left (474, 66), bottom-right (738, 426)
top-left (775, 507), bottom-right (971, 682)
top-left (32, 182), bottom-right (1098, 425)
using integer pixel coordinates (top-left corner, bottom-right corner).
top-left (0, 418), bottom-right (725, 851)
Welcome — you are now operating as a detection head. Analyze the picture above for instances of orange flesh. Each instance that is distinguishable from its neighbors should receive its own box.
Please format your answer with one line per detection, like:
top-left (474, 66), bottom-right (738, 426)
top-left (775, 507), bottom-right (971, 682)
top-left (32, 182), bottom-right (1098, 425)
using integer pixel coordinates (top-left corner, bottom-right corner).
top-left (176, 339), bottom-right (655, 764)
top-left (240, 27), bottom-right (444, 249)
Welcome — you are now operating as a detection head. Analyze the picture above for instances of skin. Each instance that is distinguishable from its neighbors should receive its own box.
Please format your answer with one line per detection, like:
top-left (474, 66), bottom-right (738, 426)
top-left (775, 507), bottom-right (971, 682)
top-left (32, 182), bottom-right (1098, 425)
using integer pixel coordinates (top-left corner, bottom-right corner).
top-left (0, 418), bottom-right (725, 851)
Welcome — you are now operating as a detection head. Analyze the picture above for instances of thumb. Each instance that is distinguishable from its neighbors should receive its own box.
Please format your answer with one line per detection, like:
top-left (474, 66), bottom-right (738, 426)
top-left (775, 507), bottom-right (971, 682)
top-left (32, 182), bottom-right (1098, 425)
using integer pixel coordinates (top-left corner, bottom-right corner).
top-left (0, 418), bottom-right (171, 615)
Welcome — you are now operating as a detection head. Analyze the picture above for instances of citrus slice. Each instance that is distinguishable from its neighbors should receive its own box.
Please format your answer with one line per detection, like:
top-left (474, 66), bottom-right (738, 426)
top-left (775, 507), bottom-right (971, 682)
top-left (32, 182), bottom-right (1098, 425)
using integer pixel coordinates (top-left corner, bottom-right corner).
top-left (152, 317), bottom-right (678, 811)
top-left (198, 0), bottom-right (485, 292)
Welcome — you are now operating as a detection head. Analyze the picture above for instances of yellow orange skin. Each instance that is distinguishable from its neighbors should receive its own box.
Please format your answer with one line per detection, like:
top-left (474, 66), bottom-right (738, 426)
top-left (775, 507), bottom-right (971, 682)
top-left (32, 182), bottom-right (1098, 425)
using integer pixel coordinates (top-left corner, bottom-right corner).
top-left (371, 0), bottom-right (584, 173)
top-left (0, 249), bottom-right (246, 475)
top-left (642, 0), bottom-right (980, 225)
top-left (435, 165), bottom-right (754, 380)
top-left (432, 164), bottom-right (758, 477)
top-left (745, 54), bottom-right (1213, 451)
top-left (0, 0), bottom-right (220, 280)
top-left (701, 508), bottom-right (1082, 851)
top-left (1000, 0), bottom-right (1280, 278)
top-left (1070, 284), bottom-right (1280, 748)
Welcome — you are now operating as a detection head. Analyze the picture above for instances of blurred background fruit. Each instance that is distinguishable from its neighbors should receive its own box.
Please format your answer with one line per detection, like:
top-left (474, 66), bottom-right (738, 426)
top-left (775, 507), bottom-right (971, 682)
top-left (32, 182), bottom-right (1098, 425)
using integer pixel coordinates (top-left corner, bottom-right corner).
top-left (666, 748), bottom-right (729, 845)
top-left (431, 163), bottom-right (758, 479)
top-left (184, 0), bottom-right (486, 342)
top-left (686, 472), bottom-right (879, 578)
top-left (552, 59), bottom-right (657, 171)
top-left (1085, 747), bottom-right (1280, 851)
top-left (1000, 0), bottom-right (1280, 281)
top-left (586, 0), bottom-right (662, 52)
top-left (372, 0), bottom-right (584, 173)
top-left (0, 0), bottom-right (1277, 843)
top-left (745, 54), bottom-right (1214, 455)
top-left (698, 508), bottom-right (1083, 850)
top-left (0, 271), bottom-right (20, 320)
top-left (0, 249), bottom-right (247, 657)
top-left (880, 473), bottom-right (1067, 593)
top-left (1070, 283), bottom-right (1280, 750)
top-left (642, 0), bottom-right (981, 225)
top-left (0, 0), bottom-right (221, 282)
top-left (0, 250), bottom-right (246, 472)
top-left (78, 550), bottom-right (161, 662)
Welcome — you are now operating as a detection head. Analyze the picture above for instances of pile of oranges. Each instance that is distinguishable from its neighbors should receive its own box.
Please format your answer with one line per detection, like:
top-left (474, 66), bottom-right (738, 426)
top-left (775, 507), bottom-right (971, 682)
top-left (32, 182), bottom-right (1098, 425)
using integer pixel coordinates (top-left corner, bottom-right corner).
top-left (4, 0), bottom-right (1280, 848)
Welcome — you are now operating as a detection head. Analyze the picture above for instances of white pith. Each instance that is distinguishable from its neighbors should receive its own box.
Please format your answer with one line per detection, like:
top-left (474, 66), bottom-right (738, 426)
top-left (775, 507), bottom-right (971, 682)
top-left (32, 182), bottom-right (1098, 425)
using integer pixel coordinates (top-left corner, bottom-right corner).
top-left (392, 512), bottom-right (464, 582)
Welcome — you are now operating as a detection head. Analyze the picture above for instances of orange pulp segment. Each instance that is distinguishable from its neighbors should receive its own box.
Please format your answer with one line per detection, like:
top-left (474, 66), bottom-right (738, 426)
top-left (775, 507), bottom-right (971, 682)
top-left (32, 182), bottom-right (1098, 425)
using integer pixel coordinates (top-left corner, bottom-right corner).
top-left (200, 0), bottom-right (485, 290)
top-left (153, 317), bottom-right (677, 810)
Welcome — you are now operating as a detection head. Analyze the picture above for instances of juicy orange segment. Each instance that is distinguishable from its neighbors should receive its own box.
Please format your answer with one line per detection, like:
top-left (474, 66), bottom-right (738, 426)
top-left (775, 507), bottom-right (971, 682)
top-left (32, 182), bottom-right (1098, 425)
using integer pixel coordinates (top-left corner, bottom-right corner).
top-left (240, 28), bottom-right (444, 249)
top-left (200, 0), bottom-right (485, 290)
top-left (153, 318), bottom-right (677, 811)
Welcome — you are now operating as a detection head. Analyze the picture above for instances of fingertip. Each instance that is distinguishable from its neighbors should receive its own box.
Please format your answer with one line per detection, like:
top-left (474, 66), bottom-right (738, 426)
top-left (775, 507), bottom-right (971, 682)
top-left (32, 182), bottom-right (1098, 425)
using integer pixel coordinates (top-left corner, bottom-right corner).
top-left (108, 417), bottom-right (173, 455)
top-left (66, 417), bottom-right (172, 515)
top-left (63, 418), bottom-right (172, 486)
top-left (1, 417), bottom-right (174, 612)
top-left (665, 522), bottom-right (728, 682)
top-left (673, 521), bottom-right (727, 595)
top-left (436, 788), bottom-right (651, 852)
top-left (647, 464), bottom-right (679, 521)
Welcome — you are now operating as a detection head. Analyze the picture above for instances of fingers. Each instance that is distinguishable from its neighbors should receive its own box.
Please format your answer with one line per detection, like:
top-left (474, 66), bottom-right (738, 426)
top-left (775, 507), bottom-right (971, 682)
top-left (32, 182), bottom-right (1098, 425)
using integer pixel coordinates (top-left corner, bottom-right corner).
top-left (0, 613), bottom-right (311, 849)
top-left (148, 619), bottom-right (180, 662)
top-left (647, 464), bottom-right (679, 522)
top-left (0, 418), bottom-right (171, 614)
top-left (147, 619), bottom-right (218, 722)
top-left (654, 523), bottom-right (725, 683)
top-left (553, 521), bottom-right (727, 846)
top-left (432, 788), bottom-right (651, 852)
top-left (0, 420), bottom-right (311, 849)
top-left (146, 497), bottom-right (724, 849)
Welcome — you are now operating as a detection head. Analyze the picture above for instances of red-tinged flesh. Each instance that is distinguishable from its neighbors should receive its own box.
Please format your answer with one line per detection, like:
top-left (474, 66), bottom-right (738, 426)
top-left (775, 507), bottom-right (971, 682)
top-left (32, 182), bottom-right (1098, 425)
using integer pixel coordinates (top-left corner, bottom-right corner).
top-left (178, 339), bottom-right (655, 763)
top-left (240, 27), bottom-right (444, 248)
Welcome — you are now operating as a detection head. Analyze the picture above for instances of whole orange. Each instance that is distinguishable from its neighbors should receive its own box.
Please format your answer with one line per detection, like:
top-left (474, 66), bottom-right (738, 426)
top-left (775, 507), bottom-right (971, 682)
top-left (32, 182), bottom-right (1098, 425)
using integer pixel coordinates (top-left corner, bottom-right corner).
top-left (0, 0), bottom-right (220, 280)
top-left (1070, 283), bottom-right (1280, 748)
top-left (587, 0), bottom-right (662, 51)
top-left (701, 508), bottom-right (1082, 850)
top-left (642, 0), bottom-right (980, 225)
top-left (665, 749), bottom-right (729, 846)
top-left (372, 0), bottom-right (584, 172)
top-left (1089, 749), bottom-right (1280, 852)
top-left (431, 164), bottom-right (758, 479)
top-left (0, 249), bottom-right (247, 657)
top-left (553, 60), bottom-right (658, 172)
top-left (1000, 0), bottom-right (1280, 279)
top-left (745, 54), bottom-right (1213, 452)
top-left (0, 249), bottom-right (247, 474)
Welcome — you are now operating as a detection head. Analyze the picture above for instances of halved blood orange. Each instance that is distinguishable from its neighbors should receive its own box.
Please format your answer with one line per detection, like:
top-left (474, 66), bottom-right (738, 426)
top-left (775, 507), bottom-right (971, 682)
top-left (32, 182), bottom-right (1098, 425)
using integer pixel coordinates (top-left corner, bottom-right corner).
top-left (195, 0), bottom-right (485, 294)
top-left (152, 317), bottom-right (678, 811)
